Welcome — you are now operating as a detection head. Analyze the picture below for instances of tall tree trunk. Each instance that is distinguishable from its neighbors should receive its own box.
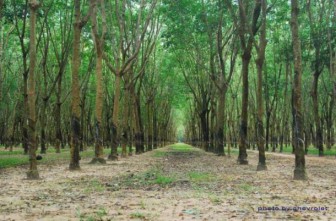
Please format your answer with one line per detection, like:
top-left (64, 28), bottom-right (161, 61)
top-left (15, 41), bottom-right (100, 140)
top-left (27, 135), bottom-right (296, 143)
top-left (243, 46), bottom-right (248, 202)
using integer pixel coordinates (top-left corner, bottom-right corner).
top-left (0, 0), bottom-right (4, 103)
top-left (290, 0), bottom-right (307, 180)
top-left (133, 88), bottom-right (145, 154)
top-left (40, 99), bottom-right (47, 154)
top-left (256, 0), bottom-right (267, 171)
top-left (236, 0), bottom-right (261, 165)
top-left (120, 83), bottom-right (131, 157)
top-left (90, 0), bottom-right (106, 164)
top-left (69, 0), bottom-right (87, 170)
top-left (216, 93), bottom-right (225, 156)
top-left (23, 75), bottom-right (29, 155)
top-left (238, 54), bottom-right (250, 164)
top-left (26, 0), bottom-right (40, 180)
top-left (109, 74), bottom-right (121, 160)
top-left (147, 101), bottom-right (153, 151)
top-left (55, 73), bottom-right (63, 153)
top-left (312, 73), bottom-right (323, 156)
top-left (91, 51), bottom-right (106, 163)
top-left (200, 110), bottom-right (209, 152)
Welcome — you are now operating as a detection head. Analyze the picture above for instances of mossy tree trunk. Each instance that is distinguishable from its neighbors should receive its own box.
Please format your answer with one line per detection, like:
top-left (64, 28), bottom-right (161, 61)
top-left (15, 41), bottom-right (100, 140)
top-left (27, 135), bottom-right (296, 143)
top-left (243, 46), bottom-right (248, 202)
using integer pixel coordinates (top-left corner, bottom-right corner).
top-left (290, 0), bottom-right (308, 180)
top-left (90, 0), bottom-right (106, 164)
top-left (108, 73), bottom-right (121, 160)
top-left (0, 0), bottom-right (4, 103)
top-left (26, 0), bottom-right (40, 180)
top-left (69, 0), bottom-right (90, 170)
top-left (307, 1), bottom-right (324, 157)
top-left (256, 0), bottom-right (267, 171)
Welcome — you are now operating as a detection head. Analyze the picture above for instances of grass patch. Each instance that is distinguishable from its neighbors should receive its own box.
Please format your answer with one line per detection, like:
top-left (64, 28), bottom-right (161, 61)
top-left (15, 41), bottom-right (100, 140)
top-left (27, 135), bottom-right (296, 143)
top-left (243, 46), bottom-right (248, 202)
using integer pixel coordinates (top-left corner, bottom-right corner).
top-left (0, 157), bottom-right (29, 168)
top-left (188, 172), bottom-right (214, 182)
top-left (113, 168), bottom-right (175, 190)
top-left (84, 179), bottom-right (105, 193)
top-left (170, 143), bottom-right (194, 152)
top-left (238, 183), bottom-right (255, 192)
top-left (155, 174), bottom-right (174, 186)
top-left (76, 207), bottom-right (107, 221)
top-left (0, 150), bottom-right (26, 156)
top-left (130, 212), bottom-right (146, 219)
top-left (152, 150), bottom-right (167, 158)
top-left (275, 145), bottom-right (336, 156)
top-left (0, 147), bottom-right (134, 169)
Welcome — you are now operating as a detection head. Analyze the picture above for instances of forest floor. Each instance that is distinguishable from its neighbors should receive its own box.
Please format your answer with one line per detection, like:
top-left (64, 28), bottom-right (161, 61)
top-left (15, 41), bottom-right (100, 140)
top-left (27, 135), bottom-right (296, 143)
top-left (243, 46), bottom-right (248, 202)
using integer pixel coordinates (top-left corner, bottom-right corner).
top-left (0, 143), bottom-right (336, 221)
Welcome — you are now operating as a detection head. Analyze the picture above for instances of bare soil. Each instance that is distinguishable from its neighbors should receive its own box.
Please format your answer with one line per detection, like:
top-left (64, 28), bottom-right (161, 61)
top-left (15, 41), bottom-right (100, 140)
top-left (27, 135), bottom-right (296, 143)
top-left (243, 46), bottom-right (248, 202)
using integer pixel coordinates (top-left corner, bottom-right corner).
top-left (0, 144), bottom-right (335, 221)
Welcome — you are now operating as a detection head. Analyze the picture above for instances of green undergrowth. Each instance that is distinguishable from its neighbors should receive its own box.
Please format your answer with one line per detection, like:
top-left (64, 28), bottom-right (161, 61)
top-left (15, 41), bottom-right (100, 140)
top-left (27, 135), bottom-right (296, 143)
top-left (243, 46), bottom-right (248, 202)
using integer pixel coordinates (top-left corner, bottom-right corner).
top-left (279, 145), bottom-right (336, 156)
top-left (76, 207), bottom-right (108, 221)
top-left (188, 171), bottom-right (215, 182)
top-left (112, 167), bottom-right (175, 190)
top-left (0, 147), bottom-right (134, 169)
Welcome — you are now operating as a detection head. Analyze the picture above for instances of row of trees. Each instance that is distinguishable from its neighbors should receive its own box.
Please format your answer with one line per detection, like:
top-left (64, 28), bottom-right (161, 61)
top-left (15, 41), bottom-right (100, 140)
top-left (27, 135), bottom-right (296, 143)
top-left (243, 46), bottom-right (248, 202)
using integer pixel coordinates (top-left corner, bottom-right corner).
top-left (0, 0), bottom-right (335, 180)
top-left (0, 0), bottom-right (179, 179)
top-left (165, 0), bottom-right (335, 180)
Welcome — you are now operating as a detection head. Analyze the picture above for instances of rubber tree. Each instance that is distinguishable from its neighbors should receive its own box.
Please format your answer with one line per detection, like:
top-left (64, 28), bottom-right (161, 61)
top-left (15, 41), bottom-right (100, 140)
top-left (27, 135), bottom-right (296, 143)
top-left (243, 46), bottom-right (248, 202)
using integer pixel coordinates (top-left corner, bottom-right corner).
top-left (26, 0), bottom-right (40, 180)
top-left (227, 0), bottom-right (261, 164)
top-left (290, 0), bottom-right (308, 180)
top-left (90, 0), bottom-right (106, 164)
top-left (255, 0), bottom-right (267, 171)
top-left (69, 0), bottom-right (91, 170)
top-left (307, 0), bottom-right (326, 156)
top-left (103, 0), bottom-right (158, 159)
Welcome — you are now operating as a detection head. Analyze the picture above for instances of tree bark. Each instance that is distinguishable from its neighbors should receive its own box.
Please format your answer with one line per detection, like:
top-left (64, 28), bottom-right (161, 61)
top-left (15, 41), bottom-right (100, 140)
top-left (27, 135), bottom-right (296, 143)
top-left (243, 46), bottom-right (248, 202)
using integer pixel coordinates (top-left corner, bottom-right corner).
top-left (238, 53), bottom-right (251, 164)
top-left (256, 0), bottom-right (267, 171)
top-left (312, 73), bottom-right (323, 156)
top-left (216, 93), bottom-right (225, 155)
top-left (108, 73), bottom-right (121, 160)
top-left (236, 0), bottom-right (261, 165)
top-left (69, 0), bottom-right (88, 170)
top-left (290, 0), bottom-right (308, 180)
top-left (26, 0), bottom-right (40, 180)
top-left (0, 0), bottom-right (4, 103)
top-left (90, 0), bottom-right (106, 164)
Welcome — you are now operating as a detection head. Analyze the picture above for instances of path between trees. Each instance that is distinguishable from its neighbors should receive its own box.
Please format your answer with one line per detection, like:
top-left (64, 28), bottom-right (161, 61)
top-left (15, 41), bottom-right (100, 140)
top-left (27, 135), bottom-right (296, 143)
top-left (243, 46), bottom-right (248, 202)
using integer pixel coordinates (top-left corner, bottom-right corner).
top-left (0, 143), bottom-right (335, 221)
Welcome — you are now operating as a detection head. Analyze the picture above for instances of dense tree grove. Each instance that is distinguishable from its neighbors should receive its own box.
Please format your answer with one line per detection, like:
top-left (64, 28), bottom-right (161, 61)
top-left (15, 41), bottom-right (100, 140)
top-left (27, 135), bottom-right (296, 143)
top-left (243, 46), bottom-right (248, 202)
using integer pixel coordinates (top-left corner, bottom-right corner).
top-left (0, 0), bottom-right (335, 180)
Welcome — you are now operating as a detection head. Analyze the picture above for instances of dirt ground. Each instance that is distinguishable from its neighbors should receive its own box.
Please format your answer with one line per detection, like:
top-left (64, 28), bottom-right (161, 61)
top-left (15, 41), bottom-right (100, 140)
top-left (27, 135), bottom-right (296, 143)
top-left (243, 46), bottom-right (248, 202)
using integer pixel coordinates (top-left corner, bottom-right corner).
top-left (0, 143), bottom-right (335, 221)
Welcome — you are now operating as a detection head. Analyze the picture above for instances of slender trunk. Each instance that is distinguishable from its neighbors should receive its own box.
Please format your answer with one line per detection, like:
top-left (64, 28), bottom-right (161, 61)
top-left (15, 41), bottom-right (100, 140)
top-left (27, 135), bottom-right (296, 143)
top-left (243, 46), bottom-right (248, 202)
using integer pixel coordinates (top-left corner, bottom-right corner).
top-left (109, 74), bottom-right (121, 160)
top-left (0, 0), bottom-right (3, 102)
top-left (69, 0), bottom-right (84, 170)
top-left (90, 0), bottom-right (105, 163)
top-left (312, 73), bottom-right (323, 156)
top-left (55, 76), bottom-right (62, 153)
top-left (216, 93), bottom-right (225, 155)
top-left (120, 84), bottom-right (131, 157)
top-left (256, 0), bottom-right (267, 170)
top-left (91, 49), bottom-right (106, 163)
top-left (200, 110), bottom-right (209, 151)
top-left (23, 74), bottom-right (29, 155)
top-left (238, 54), bottom-right (250, 165)
top-left (40, 99), bottom-right (47, 154)
top-left (26, 0), bottom-right (40, 179)
top-left (290, 0), bottom-right (307, 180)
top-left (133, 89), bottom-right (144, 154)
top-left (147, 101), bottom-right (153, 151)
